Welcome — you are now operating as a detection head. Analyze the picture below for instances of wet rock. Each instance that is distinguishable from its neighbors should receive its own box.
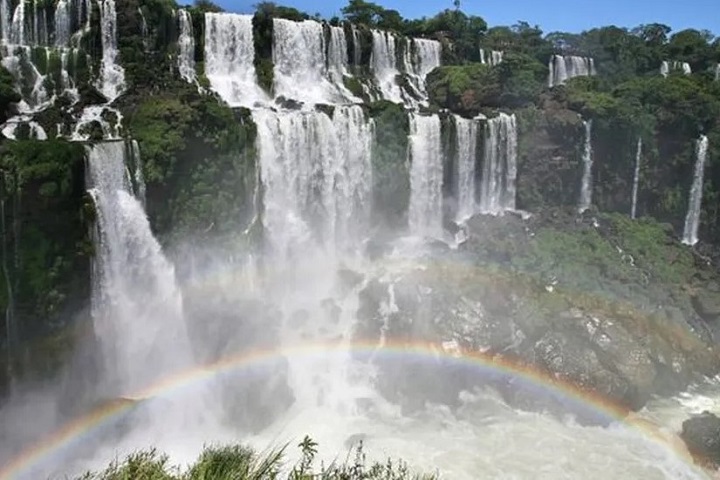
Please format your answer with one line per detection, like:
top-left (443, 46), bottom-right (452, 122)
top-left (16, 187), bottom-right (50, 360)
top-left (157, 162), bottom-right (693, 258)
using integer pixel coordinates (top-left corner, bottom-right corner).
top-left (681, 411), bottom-right (720, 467)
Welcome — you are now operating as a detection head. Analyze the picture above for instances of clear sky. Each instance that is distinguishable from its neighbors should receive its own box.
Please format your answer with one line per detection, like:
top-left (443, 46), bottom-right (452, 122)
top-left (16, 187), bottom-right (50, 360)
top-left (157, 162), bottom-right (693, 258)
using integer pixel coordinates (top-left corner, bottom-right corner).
top-left (198, 0), bottom-right (720, 35)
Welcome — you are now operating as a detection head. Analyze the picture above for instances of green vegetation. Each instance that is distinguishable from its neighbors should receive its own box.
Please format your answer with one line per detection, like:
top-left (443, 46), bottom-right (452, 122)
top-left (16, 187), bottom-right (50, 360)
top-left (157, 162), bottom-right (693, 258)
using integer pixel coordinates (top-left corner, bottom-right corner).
top-left (124, 86), bottom-right (257, 242)
top-left (78, 438), bottom-right (437, 480)
top-left (0, 140), bottom-right (90, 392)
top-left (367, 101), bottom-right (410, 229)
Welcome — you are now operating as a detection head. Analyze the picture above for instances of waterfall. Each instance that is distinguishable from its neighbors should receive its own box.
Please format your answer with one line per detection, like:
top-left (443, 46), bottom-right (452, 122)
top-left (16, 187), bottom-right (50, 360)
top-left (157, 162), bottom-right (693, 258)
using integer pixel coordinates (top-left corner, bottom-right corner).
top-left (548, 55), bottom-right (595, 87)
top-left (86, 142), bottom-right (191, 395)
top-left (408, 113), bottom-right (443, 237)
top-left (578, 120), bottom-right (594, 213)
top-left (661, 60), bottom-right (691, 77)
top-left (273, 19), bottom-right (351, 104)
top-left (204, 13), bottom-right (267, 108)
top-left (479, 113), bottom-right (518, 214)
top-left (0, 0), bottom-right (8, 43)
top-left (455, 115), bottom-right (479, 222)
top-left (682, 135), bottom-right (709, 246)
top-left (96, 0), bottom-right (125, 101)
top-left (351, 25), bottom-right (362, 67)
top-left (715, 64), bottom-right (720, 81)
top-left (327, 25), bottom-right (348, 85)
top-left (177, 10), bottom-right (196, 83)
top-left (480, 49), bottom-right (504, 66)
top-left (404, 38), bottom-right (441, 100)
top-left (371, 30), bottom-right (403, 103)
top-left (254, 106), bottom-right (373, 259)
top-left (9, 0), bottom-right (24, 45)
top-left (54, 0), bottom-right (71, 47)
top-left (631, 138), bottom-right (642, 219)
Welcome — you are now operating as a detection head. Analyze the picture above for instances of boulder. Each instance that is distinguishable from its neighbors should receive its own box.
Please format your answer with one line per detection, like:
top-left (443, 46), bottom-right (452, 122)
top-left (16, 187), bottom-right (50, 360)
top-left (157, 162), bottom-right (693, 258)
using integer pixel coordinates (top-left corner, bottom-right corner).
top-left (681, 411), bottom-right (720, 467)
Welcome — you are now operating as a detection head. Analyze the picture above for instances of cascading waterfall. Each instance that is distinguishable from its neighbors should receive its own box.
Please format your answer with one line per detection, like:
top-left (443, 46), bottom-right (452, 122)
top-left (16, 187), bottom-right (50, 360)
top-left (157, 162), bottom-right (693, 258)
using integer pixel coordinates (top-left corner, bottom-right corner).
top-left (631, 137), bottom-right (642, 219)
top-left (204, 13), bottom-right (267, 107)
top-left (371, 30), bottom-right (403, 104)
top-left (455, 116), bottom-right (479, 222)
top-left (404, 38), bottom-right (441, 101)
top-left (250, 106), bottom-right (376, 427)
top-left (96, 0), bottom-right (125, 101)
top-left (254, 106), bottom-right (373, 259)
top-left (578, 120), bottom-right (594, 213)
top-left (327, 25), bottom-right (348, 85)
top-left (548, 55), bottom-right (596, 87)
top-left (660, 60), bottom-right (692, 77)
top-left (54, 0), bottom-right (71, 47)
top-left (177, 9), bottom-right (196, 83)
top-left (9, 0), bottom-right (24, 45)
top-left (480, 49), bottom-right (504, 66)
top-left (86, 141), bottom-right (192, 395)
top-left (0, 0), bottom-right (9, 43)
top-left (408, 113), bottom-right (443, 237)
top-left (351, 25), bottom-right (362, 67)
top-left (682, 135), bottom-right (709, 246)
top-left (272, 18), bottom-right (352, 104)
top-left (479, 113), bottom-right (518, 214)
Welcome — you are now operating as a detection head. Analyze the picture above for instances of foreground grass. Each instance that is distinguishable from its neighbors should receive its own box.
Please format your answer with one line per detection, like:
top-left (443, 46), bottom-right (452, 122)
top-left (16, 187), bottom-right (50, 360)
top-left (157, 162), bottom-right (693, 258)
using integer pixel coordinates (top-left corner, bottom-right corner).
top-left (77, 437), bottom-right (438, 480)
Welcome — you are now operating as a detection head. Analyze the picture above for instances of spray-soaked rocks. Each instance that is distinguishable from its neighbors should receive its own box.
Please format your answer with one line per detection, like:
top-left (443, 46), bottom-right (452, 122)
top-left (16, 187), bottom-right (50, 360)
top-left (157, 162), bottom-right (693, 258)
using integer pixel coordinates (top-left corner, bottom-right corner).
top-left (355, 222), bottom-right (720, 413)
top-left (681, 411), bottom-right (720, 468)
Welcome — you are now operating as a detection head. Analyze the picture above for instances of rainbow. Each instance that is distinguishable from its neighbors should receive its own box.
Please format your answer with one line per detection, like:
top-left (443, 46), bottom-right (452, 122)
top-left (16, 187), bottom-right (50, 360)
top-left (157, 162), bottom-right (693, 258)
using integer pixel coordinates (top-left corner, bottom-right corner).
top-left (0, 341), bottom-right (703, 479)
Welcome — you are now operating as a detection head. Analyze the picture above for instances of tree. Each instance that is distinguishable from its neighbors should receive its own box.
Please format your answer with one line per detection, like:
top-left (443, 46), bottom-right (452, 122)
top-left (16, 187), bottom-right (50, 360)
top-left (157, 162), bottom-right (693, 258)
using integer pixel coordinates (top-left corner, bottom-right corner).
top-left (341, 0), bottom-right (384, 26)
top-left (453, 0), bottom-right (460, 10)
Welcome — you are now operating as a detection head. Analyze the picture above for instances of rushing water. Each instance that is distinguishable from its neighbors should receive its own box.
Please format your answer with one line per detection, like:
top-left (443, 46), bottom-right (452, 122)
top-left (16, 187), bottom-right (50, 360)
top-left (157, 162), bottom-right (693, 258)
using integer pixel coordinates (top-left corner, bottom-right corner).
top-left (479, 113), bottom-right (518, 214)
top-left (455, 115), bottom-right (480, 222)
top-left (631, 138), bottom-right (643, 219)
top-left (548, 55), bottom-right (596, 87)
top-left (177, 10), bottom-right (196, 83)
top-left (408, 113), bottom-right (443, 237)
top-left (578, 119), bottom-right (594, 213)
top-left (86, 141), bottom-right (192, 395)
top-left (204, 13), bottom-right (267, 107)
top-left (96, 0), bottom-right (125, 101)
top-left (682, 135), bottom-right (709, 246)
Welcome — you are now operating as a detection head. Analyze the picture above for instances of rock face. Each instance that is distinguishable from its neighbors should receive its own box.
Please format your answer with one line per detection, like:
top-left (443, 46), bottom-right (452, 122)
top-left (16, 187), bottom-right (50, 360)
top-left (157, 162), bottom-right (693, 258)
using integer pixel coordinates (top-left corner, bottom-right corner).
top-left (356, 210), bottom-right (720, 412)
top-left (681, 412), bottom-right (720, 467)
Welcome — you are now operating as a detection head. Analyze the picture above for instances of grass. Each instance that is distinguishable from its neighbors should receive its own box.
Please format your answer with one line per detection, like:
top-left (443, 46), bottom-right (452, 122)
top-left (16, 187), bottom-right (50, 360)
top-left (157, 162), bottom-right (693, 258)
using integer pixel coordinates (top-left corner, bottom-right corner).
top-left (77, 437), bottom-right (438, 480)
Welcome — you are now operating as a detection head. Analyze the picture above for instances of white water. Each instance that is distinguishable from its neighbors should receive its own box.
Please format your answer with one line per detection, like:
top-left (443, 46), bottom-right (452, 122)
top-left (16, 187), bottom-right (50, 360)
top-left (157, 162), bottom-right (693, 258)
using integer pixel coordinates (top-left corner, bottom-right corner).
top-left (408, 113), bottom-right (443, 237)
top-left (480, 49), bottom-right (504, 66)
top-left (96, 0), bottom-right (125, 101)
top-left (548, 55), bottom-right (596, 87)
top-left (273, 19), bottom-right (354, 105)
top-left (578, 119), bottom-right (594, 213)
top-left (254, 106), bottom-right (373, 260)
top-left (631, 137), bottom-right (642, 219)
top-left (0, 0), bottom-right (8, 43)
top-left (177, 10), bottom-right (196, 83)
top-left (404, 38), bottom-right (441, 101)
top-left (86, 142), bottom-right (192, 395)
top-left (479, 113), bottom-right (518, 214)
top-left (327, 25), bottom-right (349, 86)
top-left (682, 135), bottom-right (709, 246)
top-left (204, 13), bottom-right (268, 107)
top-left (54, 0), bottom-right (71, 47)
top-left (661, 61), bottom-right (692, 77)
top-left (371, 30), bottom-right (404, 104)
top-left (455, 115), bottom-right (479, 222)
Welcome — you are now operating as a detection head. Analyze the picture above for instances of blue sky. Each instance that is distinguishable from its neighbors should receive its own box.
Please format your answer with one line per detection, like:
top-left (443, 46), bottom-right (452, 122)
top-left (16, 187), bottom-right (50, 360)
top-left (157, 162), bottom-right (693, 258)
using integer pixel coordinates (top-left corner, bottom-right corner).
top-left (198, 0), bottom-right (720, 35)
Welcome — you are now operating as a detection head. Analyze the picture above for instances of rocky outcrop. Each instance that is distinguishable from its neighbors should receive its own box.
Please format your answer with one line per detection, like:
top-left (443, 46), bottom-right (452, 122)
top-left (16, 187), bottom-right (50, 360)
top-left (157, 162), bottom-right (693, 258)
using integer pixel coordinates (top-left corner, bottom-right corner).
top-left (681, 411), bottom-right (720, 468)
top-left (355, 210), bottom-right (720, 412)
